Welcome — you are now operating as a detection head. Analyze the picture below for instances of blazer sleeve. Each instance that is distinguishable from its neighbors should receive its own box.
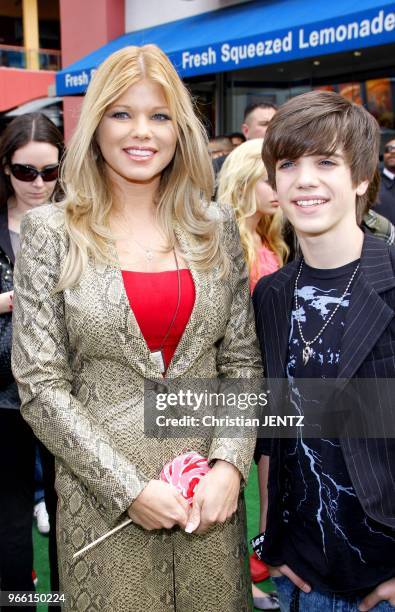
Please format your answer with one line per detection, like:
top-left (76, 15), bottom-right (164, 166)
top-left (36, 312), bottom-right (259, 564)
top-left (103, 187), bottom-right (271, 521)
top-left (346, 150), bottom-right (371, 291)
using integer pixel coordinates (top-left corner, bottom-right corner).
top-left (207, 205), bottom-right (263, 483)
top-left (11, 211), bottom-right (150, 526)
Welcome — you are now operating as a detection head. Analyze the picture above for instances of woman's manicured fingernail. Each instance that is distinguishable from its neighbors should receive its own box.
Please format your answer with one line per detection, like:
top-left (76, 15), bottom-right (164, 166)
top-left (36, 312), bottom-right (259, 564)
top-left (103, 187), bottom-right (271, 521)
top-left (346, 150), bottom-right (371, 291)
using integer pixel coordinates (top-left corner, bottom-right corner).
top-left (185, 523), bottom-right (194, 533)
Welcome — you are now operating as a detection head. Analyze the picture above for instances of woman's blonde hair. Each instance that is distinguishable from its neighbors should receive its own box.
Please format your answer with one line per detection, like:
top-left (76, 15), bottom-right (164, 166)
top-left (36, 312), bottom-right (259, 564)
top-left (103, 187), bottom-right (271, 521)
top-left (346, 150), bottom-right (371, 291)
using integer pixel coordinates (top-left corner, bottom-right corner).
top-left (217, 138), bottom-right (288, 282)
top-left (57, 44), bottom-right (226, 290)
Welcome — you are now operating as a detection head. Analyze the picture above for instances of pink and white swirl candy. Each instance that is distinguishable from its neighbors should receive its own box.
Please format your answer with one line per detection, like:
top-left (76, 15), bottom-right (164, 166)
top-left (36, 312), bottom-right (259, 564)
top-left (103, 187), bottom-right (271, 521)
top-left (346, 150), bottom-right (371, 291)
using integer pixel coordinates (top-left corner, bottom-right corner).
top-left (160, 452), bottom-right (211, 504)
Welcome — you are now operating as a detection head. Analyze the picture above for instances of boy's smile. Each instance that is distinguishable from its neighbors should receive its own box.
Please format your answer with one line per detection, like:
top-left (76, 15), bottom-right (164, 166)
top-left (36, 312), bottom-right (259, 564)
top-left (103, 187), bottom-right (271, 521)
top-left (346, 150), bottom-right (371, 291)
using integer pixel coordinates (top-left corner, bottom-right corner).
top-left (293, 196), bottom-right (327, 208)
top-left (274, 150), bottom-right (369, 238)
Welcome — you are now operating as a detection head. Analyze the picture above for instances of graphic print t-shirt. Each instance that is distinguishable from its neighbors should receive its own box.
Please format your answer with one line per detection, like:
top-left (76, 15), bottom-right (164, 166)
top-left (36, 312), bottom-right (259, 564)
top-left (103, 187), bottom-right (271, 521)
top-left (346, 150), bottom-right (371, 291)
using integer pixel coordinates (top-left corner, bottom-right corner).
top-left (280, 259), bottom-right (395, 596)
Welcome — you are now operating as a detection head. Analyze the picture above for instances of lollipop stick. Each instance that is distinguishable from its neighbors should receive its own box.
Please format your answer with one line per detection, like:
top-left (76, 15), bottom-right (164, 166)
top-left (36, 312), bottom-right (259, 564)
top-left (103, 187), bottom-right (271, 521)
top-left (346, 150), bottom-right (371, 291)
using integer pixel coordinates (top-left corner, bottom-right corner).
top-left (73, 518), bottom-right (132, 559)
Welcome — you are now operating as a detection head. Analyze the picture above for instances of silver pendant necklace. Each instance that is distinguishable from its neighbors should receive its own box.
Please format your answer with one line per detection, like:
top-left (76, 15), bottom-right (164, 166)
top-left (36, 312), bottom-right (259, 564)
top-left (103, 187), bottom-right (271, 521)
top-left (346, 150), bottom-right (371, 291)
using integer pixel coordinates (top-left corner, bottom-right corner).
top-left (294, 259), bottom-right (360, 366)
top-left (129, 234), bottom-right (166, 265)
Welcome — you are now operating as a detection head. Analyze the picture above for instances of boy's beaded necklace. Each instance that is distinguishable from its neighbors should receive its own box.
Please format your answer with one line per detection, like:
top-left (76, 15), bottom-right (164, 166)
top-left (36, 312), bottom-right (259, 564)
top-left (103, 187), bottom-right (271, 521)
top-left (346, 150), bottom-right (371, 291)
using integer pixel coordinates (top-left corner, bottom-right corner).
top-left (294, 259), bottom-right (360, 365)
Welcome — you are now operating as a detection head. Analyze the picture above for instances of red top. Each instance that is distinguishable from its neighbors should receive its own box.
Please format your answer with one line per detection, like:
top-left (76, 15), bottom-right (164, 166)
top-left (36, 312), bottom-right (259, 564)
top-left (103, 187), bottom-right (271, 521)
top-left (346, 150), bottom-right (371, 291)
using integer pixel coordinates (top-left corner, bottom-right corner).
top-left (122, 269), bottom-right (195, 370)
top-left (250, 245), bottom-right (280, 293)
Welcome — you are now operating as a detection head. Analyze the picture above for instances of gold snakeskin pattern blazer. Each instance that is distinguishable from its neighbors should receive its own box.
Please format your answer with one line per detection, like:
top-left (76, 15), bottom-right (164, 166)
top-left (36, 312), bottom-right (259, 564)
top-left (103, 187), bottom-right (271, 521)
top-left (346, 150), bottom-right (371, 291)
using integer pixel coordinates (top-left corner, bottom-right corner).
top-left (12, 204), bottom-right (262, 612)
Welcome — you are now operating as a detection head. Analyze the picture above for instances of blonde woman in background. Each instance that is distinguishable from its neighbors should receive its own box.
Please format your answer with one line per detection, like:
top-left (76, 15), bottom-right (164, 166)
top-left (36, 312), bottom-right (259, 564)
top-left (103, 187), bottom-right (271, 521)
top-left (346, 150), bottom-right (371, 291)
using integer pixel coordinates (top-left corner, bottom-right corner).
top-left (218, 138), bottom-right (288, 611)
top-left (218, 138), bottom-right (288, 290)
top-left (11, 45), bottom-right (261, 611)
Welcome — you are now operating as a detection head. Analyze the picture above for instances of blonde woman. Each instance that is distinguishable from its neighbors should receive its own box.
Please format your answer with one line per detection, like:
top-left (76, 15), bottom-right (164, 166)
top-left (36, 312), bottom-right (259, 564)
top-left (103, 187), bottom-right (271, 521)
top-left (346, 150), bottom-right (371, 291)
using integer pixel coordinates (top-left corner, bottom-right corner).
top-left (11, 45), bottom-right (261, 611)
top-left (218, 138), bottom-right (288, 292)
top-left (218, 139), bottom-right (288, 611)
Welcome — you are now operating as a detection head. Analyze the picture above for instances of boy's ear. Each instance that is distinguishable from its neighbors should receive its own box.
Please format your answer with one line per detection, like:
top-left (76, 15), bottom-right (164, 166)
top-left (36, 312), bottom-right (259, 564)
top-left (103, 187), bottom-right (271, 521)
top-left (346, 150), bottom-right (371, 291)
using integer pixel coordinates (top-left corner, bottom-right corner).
top-left (356, 179), bottom-right (369, 196)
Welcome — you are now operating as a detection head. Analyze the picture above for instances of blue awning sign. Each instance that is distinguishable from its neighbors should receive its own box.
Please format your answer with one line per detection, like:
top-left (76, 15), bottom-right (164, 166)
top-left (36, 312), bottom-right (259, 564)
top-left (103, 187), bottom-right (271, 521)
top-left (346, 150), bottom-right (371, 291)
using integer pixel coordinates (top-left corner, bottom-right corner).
top-left (63, 69), bottom-right (96, 90)
top-left (171, 8), bottom-right (395, 75)
top-left (180, 33), bottom-right (293, 71)
top-left (56, 3), bottom-right (395, 96)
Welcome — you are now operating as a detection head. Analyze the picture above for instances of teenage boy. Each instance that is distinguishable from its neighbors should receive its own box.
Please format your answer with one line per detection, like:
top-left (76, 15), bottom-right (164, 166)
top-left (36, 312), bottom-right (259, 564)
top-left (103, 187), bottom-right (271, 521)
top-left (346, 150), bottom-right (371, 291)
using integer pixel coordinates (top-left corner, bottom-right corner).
top-left (253, 91), bottom-right (395, 611)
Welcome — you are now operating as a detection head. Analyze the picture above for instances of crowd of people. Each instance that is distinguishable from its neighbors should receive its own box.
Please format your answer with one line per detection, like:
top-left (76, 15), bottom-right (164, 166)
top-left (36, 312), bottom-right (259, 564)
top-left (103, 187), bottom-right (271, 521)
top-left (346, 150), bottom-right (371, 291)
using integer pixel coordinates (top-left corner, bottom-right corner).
top-left (0, 43), bottom-right (394, 612)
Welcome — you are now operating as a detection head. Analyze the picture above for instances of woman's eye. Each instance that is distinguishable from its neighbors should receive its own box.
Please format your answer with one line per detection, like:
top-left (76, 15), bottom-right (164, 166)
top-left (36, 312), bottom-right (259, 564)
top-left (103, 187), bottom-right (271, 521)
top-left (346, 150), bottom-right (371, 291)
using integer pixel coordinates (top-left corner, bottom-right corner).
top-left (152, 113), bottom-right (171, 121)
top-left (111, 111), bottom-right (130, 120)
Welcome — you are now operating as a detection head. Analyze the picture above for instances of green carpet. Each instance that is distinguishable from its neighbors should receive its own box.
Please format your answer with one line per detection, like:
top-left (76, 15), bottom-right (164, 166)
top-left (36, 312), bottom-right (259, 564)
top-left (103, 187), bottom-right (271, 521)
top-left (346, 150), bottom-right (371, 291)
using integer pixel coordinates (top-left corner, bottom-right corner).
top-left (245, 463), bottom-right (276, 610)
top-left (32, 525), bottom-right (50, 611)
top-left (33, 463), bottom-right (274, 610)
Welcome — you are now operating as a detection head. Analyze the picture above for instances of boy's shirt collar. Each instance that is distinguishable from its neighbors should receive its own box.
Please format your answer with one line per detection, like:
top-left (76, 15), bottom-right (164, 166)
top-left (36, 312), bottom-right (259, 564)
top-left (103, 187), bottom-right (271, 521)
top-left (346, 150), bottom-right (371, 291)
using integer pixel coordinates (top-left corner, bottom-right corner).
top-left (268, 233), bottom-right (395, 296)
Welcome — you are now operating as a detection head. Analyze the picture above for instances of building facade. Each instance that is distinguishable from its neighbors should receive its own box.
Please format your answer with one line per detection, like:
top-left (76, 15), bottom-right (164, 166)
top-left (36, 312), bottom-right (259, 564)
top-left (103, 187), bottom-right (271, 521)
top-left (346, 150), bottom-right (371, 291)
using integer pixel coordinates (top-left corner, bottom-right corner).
top-left (57, 0), bottom-right (395, 141)
top-left (0, 0), bottom-right (60, 114)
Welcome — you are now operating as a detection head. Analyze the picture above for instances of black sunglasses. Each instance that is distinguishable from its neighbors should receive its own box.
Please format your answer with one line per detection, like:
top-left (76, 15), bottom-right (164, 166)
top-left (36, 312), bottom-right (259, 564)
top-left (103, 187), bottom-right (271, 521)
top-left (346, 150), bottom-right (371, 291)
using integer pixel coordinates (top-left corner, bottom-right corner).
top-left (10, 163), bottom-right (59, 182)
top-left (384, 144), bottom-right (395, 154)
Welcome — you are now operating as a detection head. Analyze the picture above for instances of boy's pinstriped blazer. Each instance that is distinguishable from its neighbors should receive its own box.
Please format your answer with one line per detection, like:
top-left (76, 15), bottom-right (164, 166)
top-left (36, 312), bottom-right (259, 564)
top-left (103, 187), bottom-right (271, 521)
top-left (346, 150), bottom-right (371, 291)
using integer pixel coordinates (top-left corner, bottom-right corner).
top-left (253, 233), bottom-right (395, 565)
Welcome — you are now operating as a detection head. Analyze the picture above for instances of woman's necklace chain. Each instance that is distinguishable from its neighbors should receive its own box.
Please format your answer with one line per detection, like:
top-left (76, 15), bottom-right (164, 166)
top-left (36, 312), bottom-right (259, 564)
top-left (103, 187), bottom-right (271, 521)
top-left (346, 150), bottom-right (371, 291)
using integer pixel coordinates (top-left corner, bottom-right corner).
top-left (128, 233), bottom-right (167, 263)
top-left (294, 259), bottom-right (360, 365)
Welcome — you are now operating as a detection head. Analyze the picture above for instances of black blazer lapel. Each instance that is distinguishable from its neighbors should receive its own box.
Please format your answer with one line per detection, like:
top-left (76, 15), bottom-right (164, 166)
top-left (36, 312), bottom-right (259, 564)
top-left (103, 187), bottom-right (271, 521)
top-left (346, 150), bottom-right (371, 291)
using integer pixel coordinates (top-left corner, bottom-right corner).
top-left (338, 235), bottom-right (395, 383)
top-left (253, 261), bottom-right (298, 560)
top-left (253, 259), bottom-right (299, 380)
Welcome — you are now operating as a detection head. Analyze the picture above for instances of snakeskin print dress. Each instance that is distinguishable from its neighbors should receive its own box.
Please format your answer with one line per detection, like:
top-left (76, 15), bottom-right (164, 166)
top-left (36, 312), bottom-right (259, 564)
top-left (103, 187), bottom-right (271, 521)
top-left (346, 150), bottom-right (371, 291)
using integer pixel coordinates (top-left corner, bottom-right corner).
top-left (12, 204), bottom-right (262, 612)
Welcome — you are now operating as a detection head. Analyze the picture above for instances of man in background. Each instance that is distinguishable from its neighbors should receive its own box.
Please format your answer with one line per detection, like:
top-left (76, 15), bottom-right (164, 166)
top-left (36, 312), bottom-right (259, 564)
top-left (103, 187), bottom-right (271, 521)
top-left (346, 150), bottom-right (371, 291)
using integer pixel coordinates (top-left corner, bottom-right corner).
top-left (377, 138), bottom-right (395, 224)
top-left (208, 135), bottom-right (233, 160)
top-left (212, 104), bottom-right (277, 177)
top-left (228, 132), bottom-right (245, 147)
top-left (241, 103), bottom-right (277, 140)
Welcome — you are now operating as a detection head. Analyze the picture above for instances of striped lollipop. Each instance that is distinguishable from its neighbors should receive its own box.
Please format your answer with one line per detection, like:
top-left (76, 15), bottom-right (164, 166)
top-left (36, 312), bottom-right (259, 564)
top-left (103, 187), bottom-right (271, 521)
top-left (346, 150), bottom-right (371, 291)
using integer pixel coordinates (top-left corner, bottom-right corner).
top-left (160, 452), bottom-right (211, 504)
top-left (73, 451), bottom-right (210, 559)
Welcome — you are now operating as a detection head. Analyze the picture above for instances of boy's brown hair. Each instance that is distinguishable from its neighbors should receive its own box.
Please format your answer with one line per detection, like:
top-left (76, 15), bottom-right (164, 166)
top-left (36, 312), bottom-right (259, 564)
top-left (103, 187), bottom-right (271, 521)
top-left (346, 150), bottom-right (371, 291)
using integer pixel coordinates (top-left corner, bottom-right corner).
top-left (262, 90), bottom-right (380, 223)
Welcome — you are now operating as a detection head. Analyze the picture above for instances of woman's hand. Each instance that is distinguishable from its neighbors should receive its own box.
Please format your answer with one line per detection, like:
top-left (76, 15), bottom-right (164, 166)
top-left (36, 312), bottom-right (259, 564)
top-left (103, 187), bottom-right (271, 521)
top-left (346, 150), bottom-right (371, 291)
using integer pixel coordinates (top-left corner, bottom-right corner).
top-left (0, 290), bottom-right (13, 314)
top-left (185, 459), bottom-right (241, 534)
top-left (127, 479), bottom-right (189, 531)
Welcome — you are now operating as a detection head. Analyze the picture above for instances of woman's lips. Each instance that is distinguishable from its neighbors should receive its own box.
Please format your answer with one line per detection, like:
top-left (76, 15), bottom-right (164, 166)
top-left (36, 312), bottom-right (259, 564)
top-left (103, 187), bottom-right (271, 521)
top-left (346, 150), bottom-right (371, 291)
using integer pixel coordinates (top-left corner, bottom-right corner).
top-left (124, 147), bottom-right (157, 161)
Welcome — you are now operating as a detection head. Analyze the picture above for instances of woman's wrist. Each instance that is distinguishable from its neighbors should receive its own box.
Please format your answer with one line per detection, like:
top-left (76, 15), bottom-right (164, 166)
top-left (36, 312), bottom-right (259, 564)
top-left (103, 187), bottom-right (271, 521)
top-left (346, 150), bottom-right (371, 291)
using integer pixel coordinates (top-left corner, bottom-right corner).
top-left (212, 459), bottom-right (241, 480)
top-left (0, 291), bottom-right (13, 314)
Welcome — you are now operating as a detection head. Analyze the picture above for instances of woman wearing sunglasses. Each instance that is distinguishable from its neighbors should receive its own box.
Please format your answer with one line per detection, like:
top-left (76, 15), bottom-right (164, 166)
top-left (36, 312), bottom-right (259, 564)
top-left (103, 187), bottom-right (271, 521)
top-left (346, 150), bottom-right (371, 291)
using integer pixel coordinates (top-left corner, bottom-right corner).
top-left (0, 112), bottom-right (63, 601)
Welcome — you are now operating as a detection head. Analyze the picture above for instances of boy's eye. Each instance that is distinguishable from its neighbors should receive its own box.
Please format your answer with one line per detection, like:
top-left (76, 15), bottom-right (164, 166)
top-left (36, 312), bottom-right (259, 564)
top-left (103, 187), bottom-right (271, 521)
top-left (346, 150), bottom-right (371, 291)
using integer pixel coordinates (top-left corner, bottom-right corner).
top-left (152, 112), bottom-right (171, 121)
top-left (319, 159), bottom-right (336, 166)
top-left (278, 160), bottom-right (294, 170)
